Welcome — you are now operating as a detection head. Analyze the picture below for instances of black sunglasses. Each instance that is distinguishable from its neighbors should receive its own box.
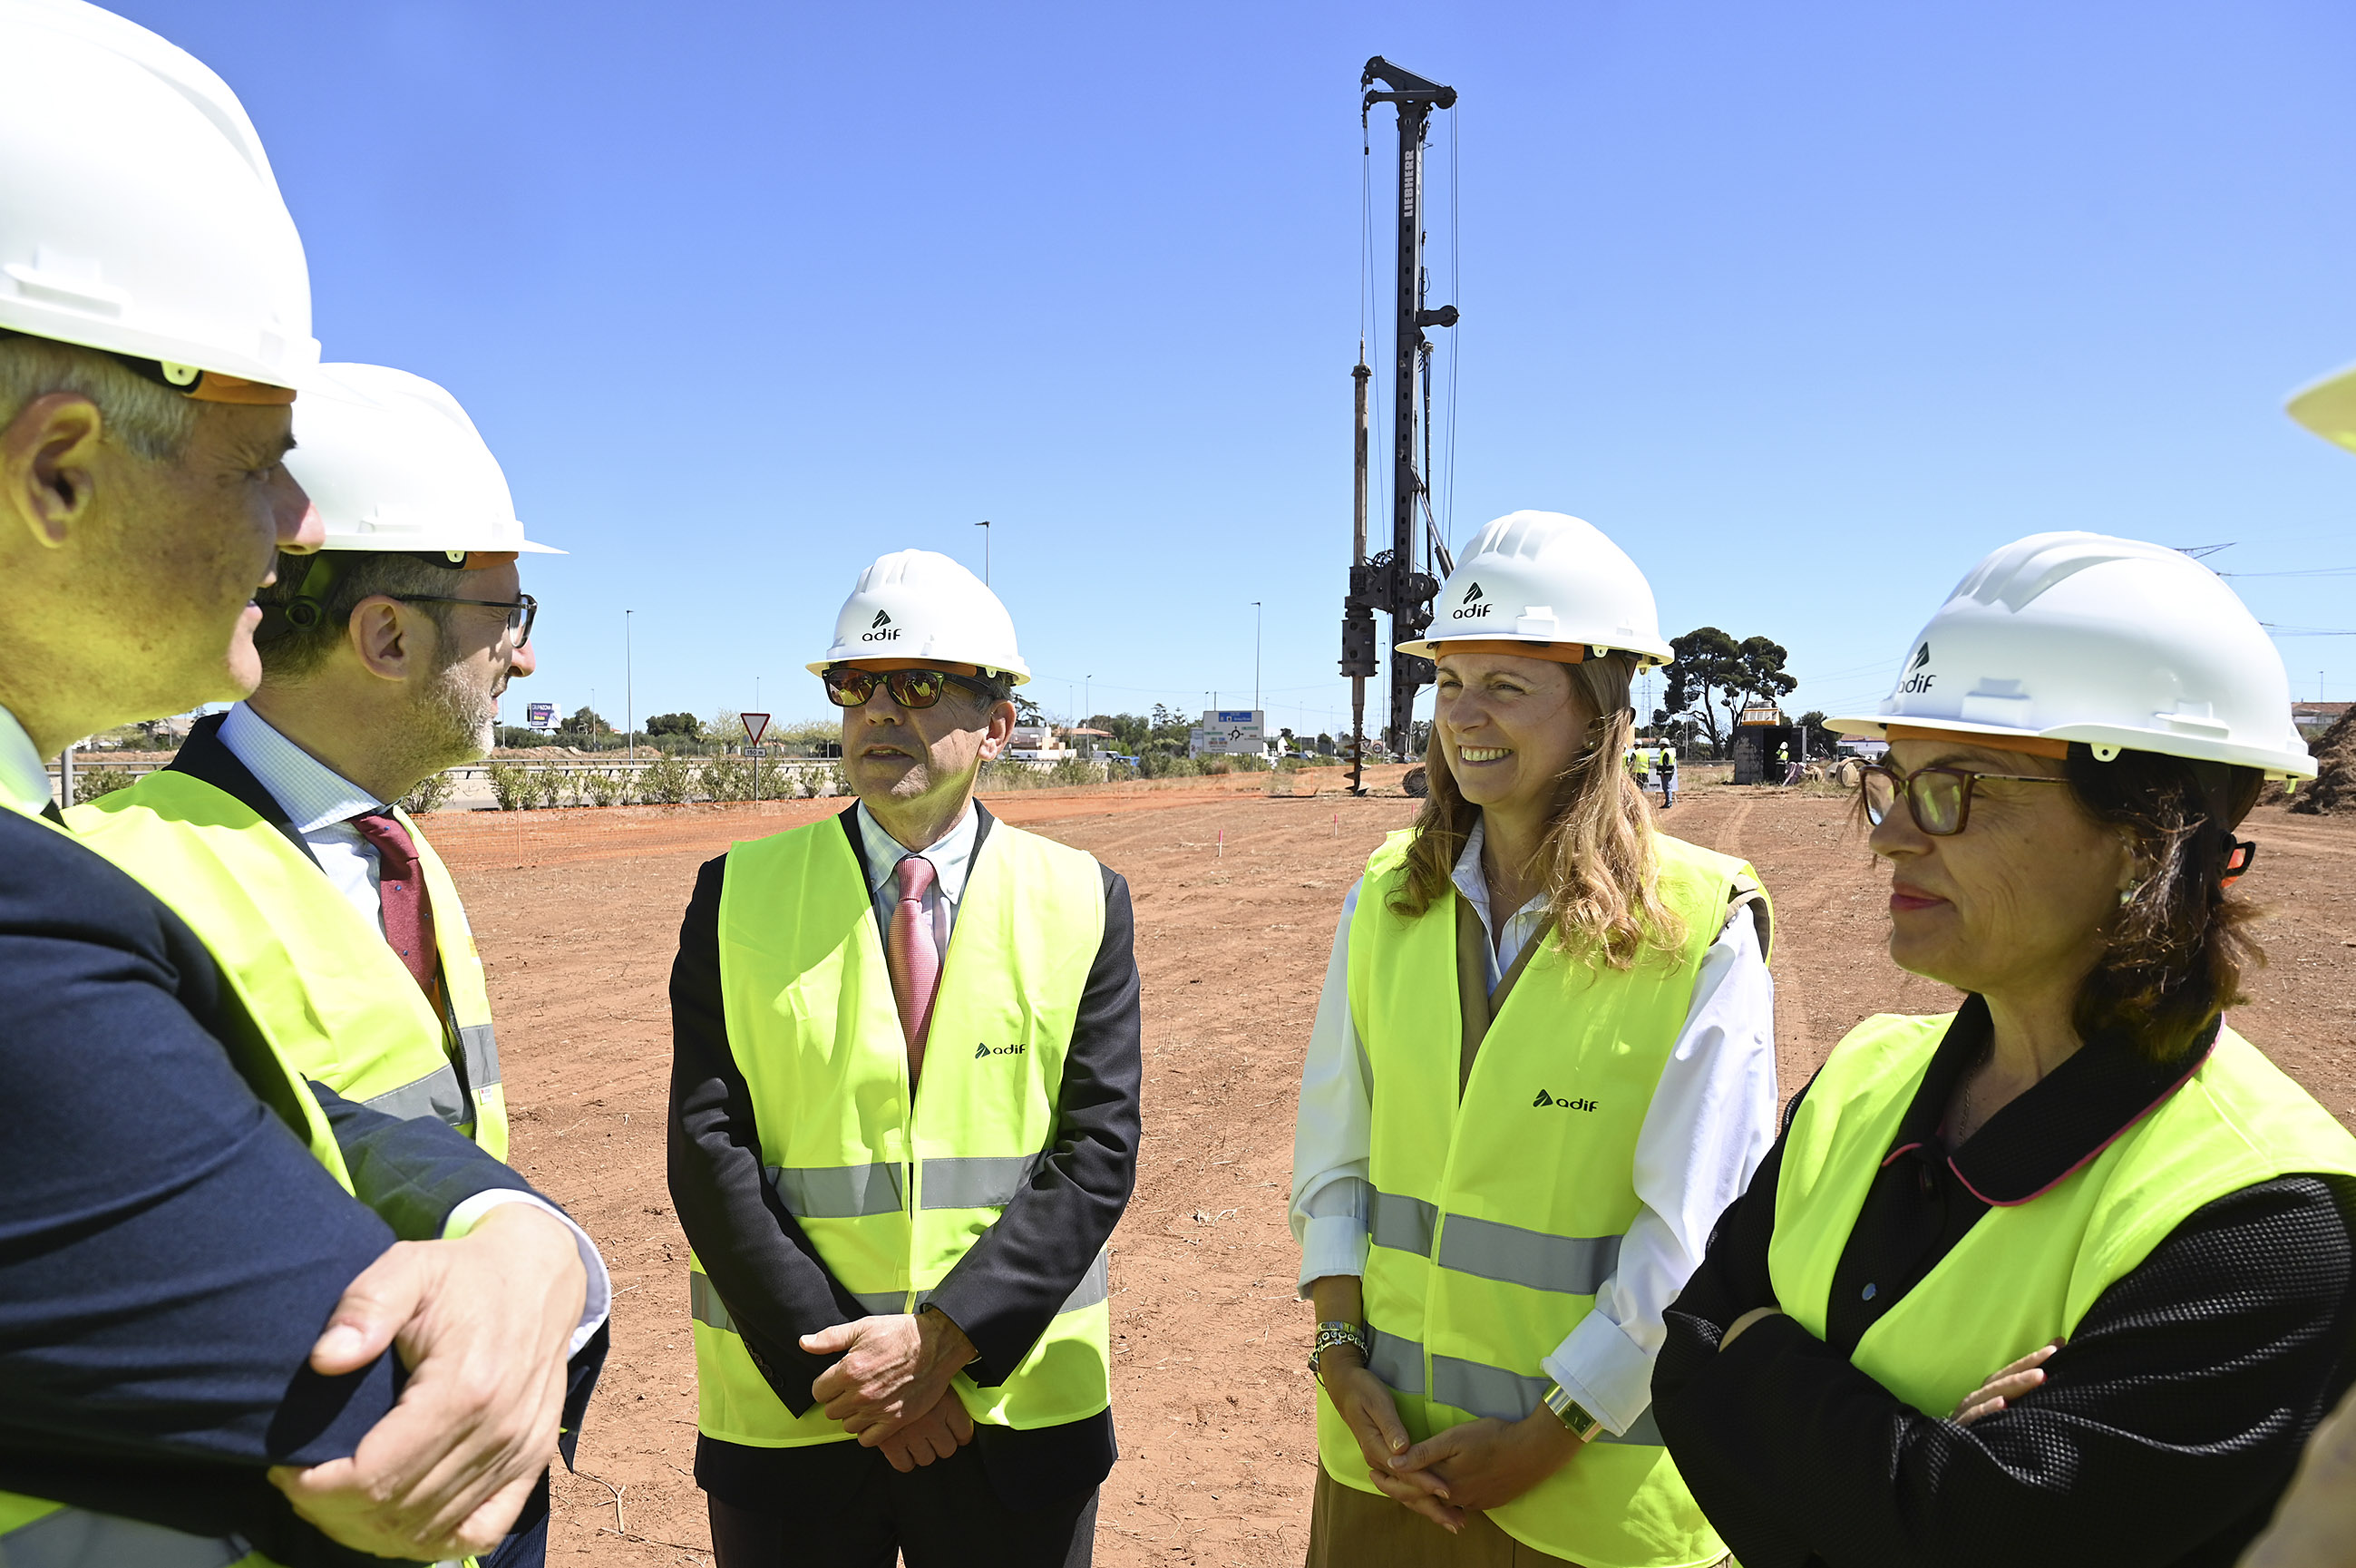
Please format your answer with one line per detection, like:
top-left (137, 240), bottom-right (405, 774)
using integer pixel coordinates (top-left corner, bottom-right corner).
top-left (391, 592), bottom-right (536, 646)
top-left (822, 666), bottom-right (998, 710)
top-left (1859, 762), bottom-right (2069, 836)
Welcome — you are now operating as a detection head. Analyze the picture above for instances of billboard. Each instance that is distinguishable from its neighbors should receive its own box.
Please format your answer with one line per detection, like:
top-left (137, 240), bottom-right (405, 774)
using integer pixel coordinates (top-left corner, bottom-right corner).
top-left (525, 701), bottom-right (556, 730)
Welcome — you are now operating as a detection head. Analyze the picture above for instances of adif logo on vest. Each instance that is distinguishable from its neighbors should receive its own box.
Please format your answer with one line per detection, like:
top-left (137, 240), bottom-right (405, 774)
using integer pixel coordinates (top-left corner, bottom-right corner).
top-left (864, 609), bottom-right (900, 643)
top-left (974, 1042), bottom-right (1027, 1059)
top-left (1451, 580), bottom-right (1493, 620)
top-left (1895, 641), bottom-right (1934, 695)
top-left (1532, 1089), bottom-right (1597, 1111)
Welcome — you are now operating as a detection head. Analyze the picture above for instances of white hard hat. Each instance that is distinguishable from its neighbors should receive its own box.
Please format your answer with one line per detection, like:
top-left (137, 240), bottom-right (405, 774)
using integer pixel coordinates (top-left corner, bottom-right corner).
top-left (0, 1), bottom-right (319, 392)
top-left (1399, 510), bottom-right (1676, 668)
top-left (807, 549), bottom-right (1030, 683)
top-left (288, 364), bottom-right (561, 560)
top-left (1826, 532), bottom-right (2316, 780)
top-left (2286, 362), bottom-right (2356, 455)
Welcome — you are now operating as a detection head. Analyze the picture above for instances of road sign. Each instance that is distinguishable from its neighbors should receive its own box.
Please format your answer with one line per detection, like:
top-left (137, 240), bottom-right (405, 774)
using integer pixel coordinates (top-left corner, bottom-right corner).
top-left (742, 712), bottom-right (771, 745)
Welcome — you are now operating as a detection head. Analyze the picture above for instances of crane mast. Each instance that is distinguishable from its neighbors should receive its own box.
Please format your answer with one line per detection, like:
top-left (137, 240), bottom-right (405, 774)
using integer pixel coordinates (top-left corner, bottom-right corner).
top-left (1342, 56), bottom-right (1456, 783)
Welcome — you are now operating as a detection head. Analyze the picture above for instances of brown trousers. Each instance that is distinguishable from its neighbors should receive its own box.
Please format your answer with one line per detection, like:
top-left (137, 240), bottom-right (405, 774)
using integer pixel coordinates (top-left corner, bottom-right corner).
top-left (1305, 1469), bottom-right (1586, 1568)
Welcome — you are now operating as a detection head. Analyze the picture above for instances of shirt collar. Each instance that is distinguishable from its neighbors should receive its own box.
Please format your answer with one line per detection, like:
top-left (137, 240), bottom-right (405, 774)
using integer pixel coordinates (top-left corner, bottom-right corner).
top-left (1448, 814), bottom-right (1547, 936)
top-left (0, 706), bottom-right (51, 817)
top-left (1884, 994), bottom-right (2221, 1206)
top-left (216, 703), bottom-right (385, 833)
top-left (854, 797), bottom-right (981, 904)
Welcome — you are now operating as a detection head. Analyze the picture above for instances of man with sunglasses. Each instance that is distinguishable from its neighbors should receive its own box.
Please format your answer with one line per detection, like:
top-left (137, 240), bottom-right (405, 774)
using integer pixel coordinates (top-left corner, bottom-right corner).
top-left (68, 361), bottom-right (594, 1565)
top-left (670, 548), bottom-right (1142, 1568)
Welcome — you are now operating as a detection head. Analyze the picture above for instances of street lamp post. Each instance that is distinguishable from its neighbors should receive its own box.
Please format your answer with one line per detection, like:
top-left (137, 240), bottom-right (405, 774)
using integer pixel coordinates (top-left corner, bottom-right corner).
top-left (976, 520), bottom-right (991, 585)
top-left (625, 609), bottom-right (636, 761)
top-left (1251, 601), bottom-right (1262, 716)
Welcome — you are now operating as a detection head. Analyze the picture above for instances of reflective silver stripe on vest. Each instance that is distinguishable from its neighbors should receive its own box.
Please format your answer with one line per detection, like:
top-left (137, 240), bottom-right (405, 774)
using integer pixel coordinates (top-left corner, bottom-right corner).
top-left (364, 1060), bottom-right (469, 1128)
top-left (0, 1507), bottom-right (248, 1568)
top-left (459, 1021), bottom-right (501, 1089)
top-left (696, 1271), bottom-right (904, 1329)
top-left (765, 1162), bottom-right (907, 1218)
top-left (1421, 1352), bottom-right (1662, 1446)
top-left (690, 1271), bottom-right (735, 1332)
top-left (1436, 1215), bottom-right (1622, 1297)
top-left (920, 1154), bottom-right (1044, 1210)
top-left (1368, 1190), bottom-right (1438, 1257)
top-left (1368, 1327), bottom-right (1425, 1395)
top-left (1057, 1250), bottom-right (1110, 1314)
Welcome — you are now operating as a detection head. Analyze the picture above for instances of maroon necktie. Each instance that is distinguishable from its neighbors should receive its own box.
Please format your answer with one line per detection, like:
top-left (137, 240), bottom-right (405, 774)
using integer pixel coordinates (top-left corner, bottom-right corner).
top-left (352, 810), bottom-right (440, 1004)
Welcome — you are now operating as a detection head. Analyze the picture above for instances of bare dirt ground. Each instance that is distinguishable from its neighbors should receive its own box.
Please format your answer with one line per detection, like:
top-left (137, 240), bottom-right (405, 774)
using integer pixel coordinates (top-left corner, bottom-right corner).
top-left (433, 780), bottom-right (2356, 1565)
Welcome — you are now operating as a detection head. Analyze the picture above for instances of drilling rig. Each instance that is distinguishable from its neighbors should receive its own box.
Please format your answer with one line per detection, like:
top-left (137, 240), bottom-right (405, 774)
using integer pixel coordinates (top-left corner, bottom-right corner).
top-left (1342, 57), bottom-right (1457, 796)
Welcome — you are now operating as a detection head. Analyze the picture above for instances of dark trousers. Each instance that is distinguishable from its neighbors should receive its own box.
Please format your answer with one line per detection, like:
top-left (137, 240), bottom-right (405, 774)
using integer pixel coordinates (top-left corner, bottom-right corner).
top-left (706, 1444), bottom-right (1097, 1568)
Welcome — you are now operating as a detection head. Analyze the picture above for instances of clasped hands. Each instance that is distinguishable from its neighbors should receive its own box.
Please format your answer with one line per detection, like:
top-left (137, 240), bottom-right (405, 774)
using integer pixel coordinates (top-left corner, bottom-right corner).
top-left (1319, 1347), bottom-right (1587, 1534)
top-left (802, 1307), bottom-right (980, 1473)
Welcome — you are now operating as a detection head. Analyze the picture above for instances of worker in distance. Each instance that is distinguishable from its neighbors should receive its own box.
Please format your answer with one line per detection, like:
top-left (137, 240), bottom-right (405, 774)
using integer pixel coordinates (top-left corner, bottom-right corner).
top-left (1650, 534), bottom-right (2352, 1567)
top-left (669, 549), bottom-right (1142, 1567)
top-left (0, 4), bottom-right (600, 1565)
top-left (1291, 510), bottom-right (1778, 1566)
top-left (69, 360), bottom-right (599, 1567)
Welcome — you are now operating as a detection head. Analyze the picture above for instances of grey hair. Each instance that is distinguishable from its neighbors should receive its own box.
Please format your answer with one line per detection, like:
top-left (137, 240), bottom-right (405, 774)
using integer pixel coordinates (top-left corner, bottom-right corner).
top-left (256, 550), bottom-right (467, 683)
top-left (0, 335), bottom-right (200, 462)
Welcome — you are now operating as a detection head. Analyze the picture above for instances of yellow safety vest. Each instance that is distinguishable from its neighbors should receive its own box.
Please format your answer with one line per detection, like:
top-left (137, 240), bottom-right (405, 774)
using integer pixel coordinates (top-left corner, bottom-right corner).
top-left (690, 814), bottom-right (1115, 1447)
top-left (1770, 1013), bottom-right (2356, 1422)
top-left (71, 772), bottom-right (507, 1157)
top-left (0, 805), bottom-right (355, 1568)
top-left (1318, 828), bottom-right (1767, 1568)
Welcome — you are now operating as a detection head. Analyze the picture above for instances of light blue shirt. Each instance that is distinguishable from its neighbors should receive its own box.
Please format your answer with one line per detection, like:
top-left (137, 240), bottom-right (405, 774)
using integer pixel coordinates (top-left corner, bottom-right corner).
top-left (853, 798), bottom-right (980, 948)
top-left (0, 707), bottom-right (51, 817)
top-left (217, 703), bottom-right (393, 934)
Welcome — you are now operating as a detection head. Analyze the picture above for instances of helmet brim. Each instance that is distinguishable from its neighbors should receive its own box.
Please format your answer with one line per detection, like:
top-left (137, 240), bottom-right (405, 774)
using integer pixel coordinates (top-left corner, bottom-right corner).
top-left (1826, 712), bottom-right (2319, 780)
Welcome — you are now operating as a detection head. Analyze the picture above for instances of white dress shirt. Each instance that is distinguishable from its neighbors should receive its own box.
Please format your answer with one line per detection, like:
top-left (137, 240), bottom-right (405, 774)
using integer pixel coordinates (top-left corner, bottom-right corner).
top-left (0, 706), bottom-right (50, 817)
top-left (216, 704), bottom-right (610, 1350)
top-left (1290, 817), bottom-right (1777, 1437)
top-left (853, 797), bottom-right (981, 944)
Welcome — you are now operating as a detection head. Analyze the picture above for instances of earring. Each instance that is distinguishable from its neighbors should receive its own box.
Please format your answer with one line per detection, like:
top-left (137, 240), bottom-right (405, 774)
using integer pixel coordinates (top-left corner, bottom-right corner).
top-left (2118, 880), bottom-right (2144, 907)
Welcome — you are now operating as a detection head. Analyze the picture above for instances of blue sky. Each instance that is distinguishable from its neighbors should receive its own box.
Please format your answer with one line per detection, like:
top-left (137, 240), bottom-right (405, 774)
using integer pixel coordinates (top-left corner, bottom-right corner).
top-left (131, 1), bottom-right (2356, 740)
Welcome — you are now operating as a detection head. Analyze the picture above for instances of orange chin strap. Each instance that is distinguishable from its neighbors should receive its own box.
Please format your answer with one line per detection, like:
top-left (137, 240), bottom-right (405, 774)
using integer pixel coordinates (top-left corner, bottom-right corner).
top-left (184, 371), bottom-right (297, 405)
top-left (1431, 638), bottom-right (1589, 665)
top-left (1884, 723), bottom-right (2069, 760)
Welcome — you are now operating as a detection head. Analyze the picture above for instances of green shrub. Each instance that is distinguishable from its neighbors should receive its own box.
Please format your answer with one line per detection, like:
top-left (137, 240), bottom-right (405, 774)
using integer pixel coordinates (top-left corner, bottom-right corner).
top-left (583, 768), bottom-right (628, 808)
top-left (400, 769), bottom-right (456, 814)
top-left (485, 761), bottom-right (531, 811)
top-left (72, 766), bottom-right (137, 804)
top-left (641, 755), bottom-right (696, 805)
top-left (699, 756), bottom-right (755, 803)
top-left (531, 768), bottom-right (570, 809)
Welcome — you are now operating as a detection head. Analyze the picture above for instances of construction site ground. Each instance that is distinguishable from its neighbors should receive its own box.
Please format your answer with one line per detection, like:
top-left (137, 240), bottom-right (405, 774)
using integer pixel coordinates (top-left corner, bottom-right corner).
top-left (430, 774), bottom-right (2356, 1565)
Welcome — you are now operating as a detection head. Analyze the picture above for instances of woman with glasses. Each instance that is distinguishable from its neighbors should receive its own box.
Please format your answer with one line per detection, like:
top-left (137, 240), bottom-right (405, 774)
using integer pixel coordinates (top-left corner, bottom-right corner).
top-left (1292, 511), bottom-right (1779, 1567)
top-left (1651, 533), bottom-right (2354, 1568)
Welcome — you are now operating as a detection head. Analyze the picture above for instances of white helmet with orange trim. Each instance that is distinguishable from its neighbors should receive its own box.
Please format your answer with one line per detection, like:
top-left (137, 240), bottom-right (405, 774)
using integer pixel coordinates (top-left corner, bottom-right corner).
top-left (1399, 510), bottom-right (1674, 668)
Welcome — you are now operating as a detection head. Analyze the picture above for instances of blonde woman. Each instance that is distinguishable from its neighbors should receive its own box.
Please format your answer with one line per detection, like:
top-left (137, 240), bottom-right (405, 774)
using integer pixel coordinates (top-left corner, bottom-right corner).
top-left (1291, 511), bottom-right (1777, 1567)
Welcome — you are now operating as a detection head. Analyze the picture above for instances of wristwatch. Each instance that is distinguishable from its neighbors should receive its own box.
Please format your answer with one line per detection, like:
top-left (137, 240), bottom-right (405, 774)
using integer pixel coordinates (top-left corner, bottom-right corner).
top-left (1541, 1379), bottom-right (1603, 1441)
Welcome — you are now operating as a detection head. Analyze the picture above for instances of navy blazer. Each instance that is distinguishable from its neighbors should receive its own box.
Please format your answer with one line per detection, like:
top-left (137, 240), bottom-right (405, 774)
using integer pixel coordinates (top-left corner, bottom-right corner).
top-left (0, 802), bottom-right (589, 1566)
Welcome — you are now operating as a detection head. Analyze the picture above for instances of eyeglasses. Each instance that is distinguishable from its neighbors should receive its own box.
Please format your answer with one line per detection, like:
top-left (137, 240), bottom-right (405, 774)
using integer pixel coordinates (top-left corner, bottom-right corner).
top-left (821, 666), bottom-right (997, 710)
top-left (390, 592), bottom-right (537, 647)
top-left (1860, 762), bottom-right (2070, 836)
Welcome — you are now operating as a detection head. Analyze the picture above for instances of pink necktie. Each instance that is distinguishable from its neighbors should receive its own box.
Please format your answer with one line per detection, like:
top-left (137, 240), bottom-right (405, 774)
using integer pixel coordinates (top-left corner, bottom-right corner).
top-left (888, 855), bottom-right (942, 1085)
top-left (352, 810), bottom-right (440, 1006)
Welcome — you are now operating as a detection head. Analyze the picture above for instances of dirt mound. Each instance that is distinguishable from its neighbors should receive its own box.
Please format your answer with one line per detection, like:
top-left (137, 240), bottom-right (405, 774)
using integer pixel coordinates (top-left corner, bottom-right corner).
top-left (2293, 710), bottom-right (2356, 815)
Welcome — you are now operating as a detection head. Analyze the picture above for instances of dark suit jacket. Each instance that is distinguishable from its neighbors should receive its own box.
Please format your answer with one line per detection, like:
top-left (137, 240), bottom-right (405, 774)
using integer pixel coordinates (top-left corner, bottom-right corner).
top-left (0, 797), bottom-right (593, 1566)
top-left (669, 803), bottom-right (1142, 1512)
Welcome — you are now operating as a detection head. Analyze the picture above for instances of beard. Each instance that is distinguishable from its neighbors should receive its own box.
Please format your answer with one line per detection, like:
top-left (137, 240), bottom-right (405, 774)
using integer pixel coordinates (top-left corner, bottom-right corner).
top-left (388, 657), bottom-right (500, 788)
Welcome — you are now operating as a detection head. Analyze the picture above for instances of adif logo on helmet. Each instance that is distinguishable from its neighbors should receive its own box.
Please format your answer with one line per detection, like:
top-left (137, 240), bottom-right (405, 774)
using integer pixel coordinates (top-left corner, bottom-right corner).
top-left (1895, 642), bottom-right (1934, 695)
top-left (1451, 580), bottom-right (1494, 620)
top-left (864, 609), bottom-right (900, 643)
